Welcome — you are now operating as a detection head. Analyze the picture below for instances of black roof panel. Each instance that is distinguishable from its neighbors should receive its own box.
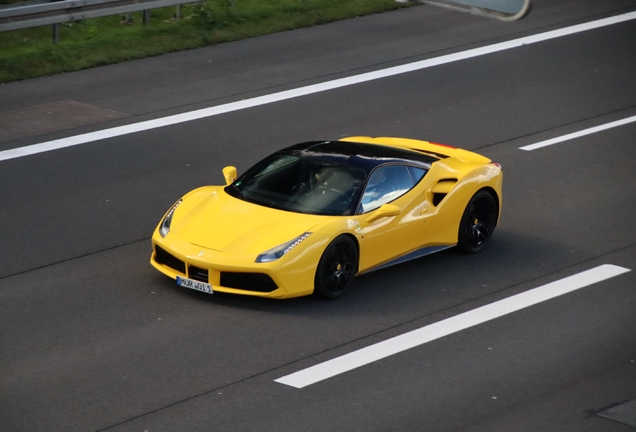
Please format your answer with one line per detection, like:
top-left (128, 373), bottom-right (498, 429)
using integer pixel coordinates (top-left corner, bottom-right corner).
top-left (283, 141), bottom-right (437, 171)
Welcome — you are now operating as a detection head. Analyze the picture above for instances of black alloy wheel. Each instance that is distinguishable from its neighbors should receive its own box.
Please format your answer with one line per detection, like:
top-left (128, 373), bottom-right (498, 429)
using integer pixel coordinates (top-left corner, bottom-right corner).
top-left (314, 235), bottom-right (358, 299)
top-left (457, 190), bottom-right (498, 254)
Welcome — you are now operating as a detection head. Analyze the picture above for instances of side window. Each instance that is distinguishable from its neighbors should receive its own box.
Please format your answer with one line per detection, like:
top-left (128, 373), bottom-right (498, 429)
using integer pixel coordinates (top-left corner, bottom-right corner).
top-left (359, 165), bottom-right (413, 213)
top-left (406, 166), bottom-right (427, 185)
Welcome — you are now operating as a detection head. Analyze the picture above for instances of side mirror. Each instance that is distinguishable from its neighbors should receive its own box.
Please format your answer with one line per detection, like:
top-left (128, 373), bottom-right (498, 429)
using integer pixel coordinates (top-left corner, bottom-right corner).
top-left (365, 204), bottom-right (401, 223)
top-left (222, 166), bottom-right (237, 185)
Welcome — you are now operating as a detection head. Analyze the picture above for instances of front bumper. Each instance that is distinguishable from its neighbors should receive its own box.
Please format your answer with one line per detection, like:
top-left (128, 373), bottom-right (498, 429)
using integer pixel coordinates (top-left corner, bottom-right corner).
top-left (150, 232), bottom-right (323, 299)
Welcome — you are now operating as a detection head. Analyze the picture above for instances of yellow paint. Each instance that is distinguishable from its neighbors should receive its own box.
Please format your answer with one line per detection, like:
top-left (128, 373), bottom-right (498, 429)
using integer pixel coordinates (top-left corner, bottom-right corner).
top-left (150, 137), bottom-right (503, 298)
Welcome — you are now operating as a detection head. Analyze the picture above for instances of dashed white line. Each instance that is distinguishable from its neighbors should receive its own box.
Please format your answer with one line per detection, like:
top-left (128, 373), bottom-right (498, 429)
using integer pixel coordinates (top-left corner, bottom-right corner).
top-left (1, 11), bottom-right (636, 162)
top-left (275, 264), bottom-right (630, 388)
top-left (520, 115), bottom-right (636, 151)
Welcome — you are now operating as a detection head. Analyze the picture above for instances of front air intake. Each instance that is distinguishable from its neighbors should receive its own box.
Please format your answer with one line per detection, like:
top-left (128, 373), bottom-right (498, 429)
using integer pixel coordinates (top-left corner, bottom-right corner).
top-left (155, 246), bottom-right (186, 274)
top-left (220, 272), bottom-right (278, 293)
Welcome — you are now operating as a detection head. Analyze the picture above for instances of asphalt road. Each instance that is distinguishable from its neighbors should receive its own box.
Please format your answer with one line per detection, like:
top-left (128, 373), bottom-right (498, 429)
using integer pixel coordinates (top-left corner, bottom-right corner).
top-left (1, 1), bottom-right (636, 431)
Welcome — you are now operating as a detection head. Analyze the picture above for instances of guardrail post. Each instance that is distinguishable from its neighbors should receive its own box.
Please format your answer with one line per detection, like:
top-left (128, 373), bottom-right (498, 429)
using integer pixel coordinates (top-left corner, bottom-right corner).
top-left (143, 9), bottom-right (150, 24)
top-left (52, 23), bottom-right (60, 43)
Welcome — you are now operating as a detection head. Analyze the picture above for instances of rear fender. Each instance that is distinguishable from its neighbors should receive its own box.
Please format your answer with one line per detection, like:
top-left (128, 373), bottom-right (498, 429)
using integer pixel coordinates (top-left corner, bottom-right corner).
top-left (426, 164), bottom-right (502, 244)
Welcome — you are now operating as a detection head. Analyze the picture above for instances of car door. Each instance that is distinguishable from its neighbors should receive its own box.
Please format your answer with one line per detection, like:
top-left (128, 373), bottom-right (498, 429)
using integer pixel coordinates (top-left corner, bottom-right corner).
top-left (356, 164), bottom-right (434, 271)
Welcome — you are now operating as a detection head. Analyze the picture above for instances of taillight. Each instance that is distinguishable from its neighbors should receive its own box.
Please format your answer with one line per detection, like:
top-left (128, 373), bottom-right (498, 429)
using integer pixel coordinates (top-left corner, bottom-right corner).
top-left (429, 141), bottom-right (456, 149)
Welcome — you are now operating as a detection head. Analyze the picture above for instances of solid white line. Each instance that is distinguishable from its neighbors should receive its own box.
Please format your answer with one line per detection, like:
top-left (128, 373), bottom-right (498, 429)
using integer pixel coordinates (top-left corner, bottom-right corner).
top-left (520, 115), bottom-right (636, 151)
top-left (2, 12), bottom-right (636, 162)
top-left (275, 264), bottom-right (630, 388)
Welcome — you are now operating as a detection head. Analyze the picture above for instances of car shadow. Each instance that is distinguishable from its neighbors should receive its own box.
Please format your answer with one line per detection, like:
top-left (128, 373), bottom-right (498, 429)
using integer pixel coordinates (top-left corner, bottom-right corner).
top-left (154, 226), bottom-right (577, 322)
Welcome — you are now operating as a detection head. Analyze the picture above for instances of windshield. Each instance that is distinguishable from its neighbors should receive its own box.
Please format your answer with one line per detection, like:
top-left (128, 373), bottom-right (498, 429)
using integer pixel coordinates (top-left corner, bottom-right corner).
top-left (226, 152), bottom-right (366, 216)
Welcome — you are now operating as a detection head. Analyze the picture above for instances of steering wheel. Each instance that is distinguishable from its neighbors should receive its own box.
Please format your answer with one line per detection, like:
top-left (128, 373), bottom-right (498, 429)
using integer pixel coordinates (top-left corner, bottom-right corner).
top-left (325, 188), bottom-right (349, 200)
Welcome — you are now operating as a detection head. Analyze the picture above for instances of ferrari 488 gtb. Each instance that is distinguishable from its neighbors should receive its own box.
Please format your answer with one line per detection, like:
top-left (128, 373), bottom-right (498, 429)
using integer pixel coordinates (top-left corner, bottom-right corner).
top-left (151, 137), bottom-right (502, 299)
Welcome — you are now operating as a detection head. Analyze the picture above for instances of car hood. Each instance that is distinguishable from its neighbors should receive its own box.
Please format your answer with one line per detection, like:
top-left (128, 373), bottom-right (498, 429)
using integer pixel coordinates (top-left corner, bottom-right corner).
top-left (170, 188), bottom-right (326, 254)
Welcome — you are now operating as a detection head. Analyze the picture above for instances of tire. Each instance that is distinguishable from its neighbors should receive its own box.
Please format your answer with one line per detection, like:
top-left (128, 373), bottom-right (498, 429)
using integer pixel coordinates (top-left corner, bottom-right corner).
top-left (314, 235), bottom-right (358, 299)
top-left (457, 190), bottom-right (498, 254)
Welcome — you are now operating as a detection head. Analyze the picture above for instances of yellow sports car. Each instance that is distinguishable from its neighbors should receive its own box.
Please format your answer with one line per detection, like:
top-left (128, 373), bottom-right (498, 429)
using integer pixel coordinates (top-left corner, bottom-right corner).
top-left (150, 137), bottom-right (502, 299)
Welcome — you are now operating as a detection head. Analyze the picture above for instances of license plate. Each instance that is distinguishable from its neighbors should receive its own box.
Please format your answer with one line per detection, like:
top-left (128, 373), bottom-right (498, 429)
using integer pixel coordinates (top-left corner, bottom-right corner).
top-left (176, 276), bottom-right (213, 294)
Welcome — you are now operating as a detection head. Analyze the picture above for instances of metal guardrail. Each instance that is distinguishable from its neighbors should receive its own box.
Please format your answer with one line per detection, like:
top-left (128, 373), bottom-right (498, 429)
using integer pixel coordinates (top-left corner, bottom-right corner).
top-left (423, 0), bottom-right (531, 21)
top-left (0, 0), bottom-right (199, 42)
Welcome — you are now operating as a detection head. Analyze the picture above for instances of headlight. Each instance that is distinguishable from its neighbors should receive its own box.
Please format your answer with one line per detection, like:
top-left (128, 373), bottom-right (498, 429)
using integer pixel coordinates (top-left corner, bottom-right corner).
top-left (256, 232), bottom-right (312, 263)
top-left (159, 199), bottom-right (182, 238)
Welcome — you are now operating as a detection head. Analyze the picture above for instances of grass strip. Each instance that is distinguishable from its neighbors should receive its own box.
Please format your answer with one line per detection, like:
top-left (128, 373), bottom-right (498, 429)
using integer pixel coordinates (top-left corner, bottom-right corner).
top-left (0, 0), bottom-right (413, 83)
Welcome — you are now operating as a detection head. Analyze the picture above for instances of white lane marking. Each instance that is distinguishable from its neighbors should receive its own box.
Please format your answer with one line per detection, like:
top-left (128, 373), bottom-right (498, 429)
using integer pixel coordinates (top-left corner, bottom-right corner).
top-left (520, 115), bottom-right (636, 151)
top-left (275, 264), bottom-right (630, 388)
top-left (1, 12), bottom-right (636, 162)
